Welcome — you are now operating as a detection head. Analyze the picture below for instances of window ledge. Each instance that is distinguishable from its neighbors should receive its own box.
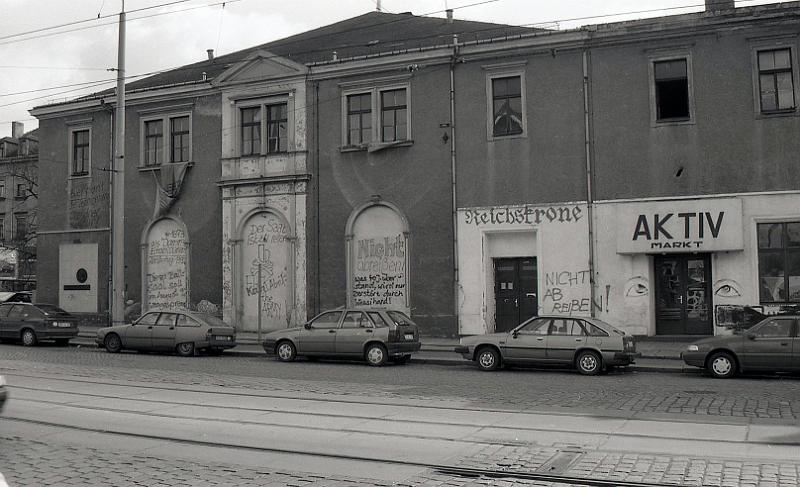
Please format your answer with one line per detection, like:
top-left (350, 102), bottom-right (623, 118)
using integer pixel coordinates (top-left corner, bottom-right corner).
top-left (653, 117), bottom-right (694, 127)
top-left (366, 140), bottom-right (414, 153)
top-left (489, 132), bottom-right (527, 142)
top-left (340, 144), bottom-right (368, 153)
top-left (756, 109), bottom-right (798, 120)
top-left (69, 173), bottom-right (91, 180)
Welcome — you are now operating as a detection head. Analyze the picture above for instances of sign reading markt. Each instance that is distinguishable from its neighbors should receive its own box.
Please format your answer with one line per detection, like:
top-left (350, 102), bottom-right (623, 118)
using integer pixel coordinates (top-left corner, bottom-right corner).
top-left (616, 198), bottom-right (743, 254)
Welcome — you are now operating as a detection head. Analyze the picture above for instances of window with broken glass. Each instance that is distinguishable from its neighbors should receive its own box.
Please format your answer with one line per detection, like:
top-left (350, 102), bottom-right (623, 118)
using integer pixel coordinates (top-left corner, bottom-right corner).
top-left (491, 76), bottom-right (523, 137)
top-left (757, 222), bottom-right (800, 303)
top-left (757, 48), bottom-right (796, 112)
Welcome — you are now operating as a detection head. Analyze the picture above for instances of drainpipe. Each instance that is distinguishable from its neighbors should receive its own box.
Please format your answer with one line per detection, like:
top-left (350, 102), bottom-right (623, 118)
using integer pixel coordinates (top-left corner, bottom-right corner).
top-left (450, 35), bottom-right (460, 334)
top-left (582, 48), bottom-right (597, 318)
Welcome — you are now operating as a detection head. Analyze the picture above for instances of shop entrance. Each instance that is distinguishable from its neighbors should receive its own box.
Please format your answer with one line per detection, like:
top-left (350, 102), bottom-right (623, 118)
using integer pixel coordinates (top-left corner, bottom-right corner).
top-left (494, 257), bottom-right (538, 332)
top-left (654, 254), bottom-right (713, 335)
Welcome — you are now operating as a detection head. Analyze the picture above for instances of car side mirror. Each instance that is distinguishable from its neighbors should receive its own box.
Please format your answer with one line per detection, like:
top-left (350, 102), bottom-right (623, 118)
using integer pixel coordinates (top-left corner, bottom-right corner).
top-left (304, 322), bottom-right (312, 330)
top-left (512, 330), bottom-right (518, 339)
top-left (746, 333), bottom-right (756, 340)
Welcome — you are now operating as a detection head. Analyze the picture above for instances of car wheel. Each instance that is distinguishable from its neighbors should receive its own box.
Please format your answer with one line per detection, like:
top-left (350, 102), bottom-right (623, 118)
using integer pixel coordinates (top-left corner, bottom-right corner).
top-left (365, 343), bottom-right (387, 366)
top-left (21, 328), bottom-right (37, 347)
top-left (104, 334), bottom-right (122, 353)
top-left (576, 350), bottom-right (602, 376)
top-left (707, 352), bottom-right (736, 379)
top-left (54, 339), bottom-right (70, 347)
top-left (176, 342), bottom-right (196, 357)
top-left (476, 346), bottom-right (500, 371)
top-left (391, 354), bottom-right (411, 365)
top-left (276, 340), bottom-right (296, 362)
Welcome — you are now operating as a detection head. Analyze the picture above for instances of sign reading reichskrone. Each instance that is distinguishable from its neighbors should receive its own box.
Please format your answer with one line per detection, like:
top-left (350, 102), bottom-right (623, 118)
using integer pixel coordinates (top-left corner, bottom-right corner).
top-left (616, 198), bottom-right (743, 254)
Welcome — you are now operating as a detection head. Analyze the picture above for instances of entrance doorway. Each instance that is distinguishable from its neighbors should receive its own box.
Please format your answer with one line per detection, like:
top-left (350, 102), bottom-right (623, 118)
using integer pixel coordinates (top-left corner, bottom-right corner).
top-left (654, 254), bottom-right (713, 335)
top-left (494, 257), bottom-right (538, 332)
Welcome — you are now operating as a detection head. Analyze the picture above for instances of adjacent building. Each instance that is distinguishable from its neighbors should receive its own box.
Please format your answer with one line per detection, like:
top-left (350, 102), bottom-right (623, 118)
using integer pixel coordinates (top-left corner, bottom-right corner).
top-left (31, 1), bottom-right (800, 337)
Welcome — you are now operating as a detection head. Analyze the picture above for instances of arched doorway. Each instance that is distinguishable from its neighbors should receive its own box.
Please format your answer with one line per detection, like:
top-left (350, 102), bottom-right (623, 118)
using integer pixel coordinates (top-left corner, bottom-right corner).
top-left (141, 216), bottom-right (190, 311)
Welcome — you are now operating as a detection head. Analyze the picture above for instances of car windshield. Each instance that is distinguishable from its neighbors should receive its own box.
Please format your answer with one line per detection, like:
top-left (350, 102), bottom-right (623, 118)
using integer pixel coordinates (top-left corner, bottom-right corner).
top-left (35, 304), bottom-right (71, 316)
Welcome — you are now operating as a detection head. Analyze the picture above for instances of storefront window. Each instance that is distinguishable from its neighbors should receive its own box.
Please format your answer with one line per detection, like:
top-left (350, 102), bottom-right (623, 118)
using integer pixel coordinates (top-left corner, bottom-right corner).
top-left (758, 222), bottom-right (800, 303)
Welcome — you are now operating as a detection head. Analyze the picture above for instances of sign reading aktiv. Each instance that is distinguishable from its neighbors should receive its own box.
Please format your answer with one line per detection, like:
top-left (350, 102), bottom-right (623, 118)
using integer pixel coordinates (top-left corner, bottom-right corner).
top-left (616, 198), bottom-right (743, 254)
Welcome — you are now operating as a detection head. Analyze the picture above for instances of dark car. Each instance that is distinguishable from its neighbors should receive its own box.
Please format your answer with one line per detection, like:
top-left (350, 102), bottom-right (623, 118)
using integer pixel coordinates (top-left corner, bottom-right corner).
top-left (0, 303), bottom-right (79, 346)
top-left (263, 308), bottom-right (421, 366)
top-left (682, 315), bottom-right (800, 378)
top-left (96, 310), bottom-right (237, 356)
top-left (456, 316), bottom-right (638, 375)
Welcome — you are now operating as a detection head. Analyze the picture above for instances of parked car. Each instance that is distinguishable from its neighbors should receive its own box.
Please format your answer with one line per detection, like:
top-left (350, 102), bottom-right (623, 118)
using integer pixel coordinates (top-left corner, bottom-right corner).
top-left (455, 316), bottom-right (638, 375)
top-left (263, 307), bottom-right (421, 366)
top-left (0, 291), bottom-right (32, 303)
top-left (96, 310), bottom-right (237, 356)
top-left (682, 315), bottom-right (800, 378)
top-left (0, 375), bottom-right (6, 413)
top-left (0, 302), bottom-right (79, 346)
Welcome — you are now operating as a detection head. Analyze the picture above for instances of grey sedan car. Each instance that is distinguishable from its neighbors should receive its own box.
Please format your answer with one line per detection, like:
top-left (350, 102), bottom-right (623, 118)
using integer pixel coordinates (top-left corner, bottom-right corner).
top-left (263, 308), bottom-right (421, 366)
top-left (456, 316), bottom-right (638, 375)
top-left (96, 310), bottom-right (236, 356)
top-left (682, 315), bottom-right (800, 378)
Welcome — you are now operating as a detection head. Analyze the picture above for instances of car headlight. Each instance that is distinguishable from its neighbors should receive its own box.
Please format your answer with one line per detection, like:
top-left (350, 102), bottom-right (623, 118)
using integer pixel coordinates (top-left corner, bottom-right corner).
top-left (687, 345), bottom-right (700, 352)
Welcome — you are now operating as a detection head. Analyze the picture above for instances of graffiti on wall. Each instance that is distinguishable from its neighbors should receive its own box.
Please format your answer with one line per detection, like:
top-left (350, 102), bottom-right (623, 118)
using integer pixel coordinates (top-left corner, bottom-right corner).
top-left (69, 181), bottom-right (109, 229)
top-left (242, 213), bottom-right (290, 326)
top-left (145, 220), bottom-right (188, 310)
top-left (541, 269), bottom-right (609, 315)
top-left (352, 234), bottom-right (407, 307)
top-left (464, 205), bottom-right (583, 226)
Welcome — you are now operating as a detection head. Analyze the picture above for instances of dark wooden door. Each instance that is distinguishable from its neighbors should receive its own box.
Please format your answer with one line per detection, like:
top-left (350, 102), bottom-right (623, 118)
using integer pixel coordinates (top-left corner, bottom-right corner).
top-left (655, 254), bottom-right (712, 335)
top-left (495, 257), bottom-right (538, 333)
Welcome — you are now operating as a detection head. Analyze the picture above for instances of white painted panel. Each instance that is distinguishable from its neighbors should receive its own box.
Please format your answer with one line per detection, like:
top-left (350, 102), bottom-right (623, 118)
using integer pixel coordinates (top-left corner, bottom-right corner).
top-left (58, 243), bottom-right (98, 313)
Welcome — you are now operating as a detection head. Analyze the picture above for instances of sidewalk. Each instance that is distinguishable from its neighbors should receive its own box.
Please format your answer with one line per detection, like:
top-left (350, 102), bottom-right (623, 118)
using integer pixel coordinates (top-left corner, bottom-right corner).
top-left (72, 328), bottom-right (690, 374)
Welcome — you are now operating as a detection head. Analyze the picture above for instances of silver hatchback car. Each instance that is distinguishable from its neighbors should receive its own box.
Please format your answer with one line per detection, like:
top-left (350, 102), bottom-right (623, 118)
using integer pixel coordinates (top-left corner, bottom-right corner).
top-left (263, 307), bottom-right (421, 366)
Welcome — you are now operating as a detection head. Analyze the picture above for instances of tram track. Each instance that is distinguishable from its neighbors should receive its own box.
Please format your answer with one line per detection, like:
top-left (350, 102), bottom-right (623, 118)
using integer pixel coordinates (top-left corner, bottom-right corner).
top-left (0, 415), bottom-right (675, 487)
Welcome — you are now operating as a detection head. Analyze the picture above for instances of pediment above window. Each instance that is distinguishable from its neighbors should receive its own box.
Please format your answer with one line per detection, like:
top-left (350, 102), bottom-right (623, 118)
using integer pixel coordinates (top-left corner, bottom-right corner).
top-left (213, 50), bottom-right (307, 86)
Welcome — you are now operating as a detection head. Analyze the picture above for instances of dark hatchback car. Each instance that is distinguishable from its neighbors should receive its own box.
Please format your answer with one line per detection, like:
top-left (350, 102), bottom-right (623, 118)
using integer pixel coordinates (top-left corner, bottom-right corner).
top-left (0, 303), bottom-right (79, 346)
top-left (682, 315), bottom-right (800, 378)
top-left (263, 308), bottom-right (421, 366)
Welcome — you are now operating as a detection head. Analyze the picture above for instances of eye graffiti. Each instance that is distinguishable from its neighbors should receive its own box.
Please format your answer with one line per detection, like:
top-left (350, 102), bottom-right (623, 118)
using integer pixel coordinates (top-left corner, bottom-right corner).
top-left (624, 276), bottom-right (649, 298)
top-left (714, 280), bottom-right (742, 298)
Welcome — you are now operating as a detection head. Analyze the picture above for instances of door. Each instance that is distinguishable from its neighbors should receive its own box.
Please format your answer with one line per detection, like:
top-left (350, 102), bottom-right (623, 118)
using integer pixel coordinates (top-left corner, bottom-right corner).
top-left (151, 312), bottom-right (179, 350)
top-left (0, 304), bottom-right (14, 338)
top-left (299, 311), bottom-right (342, 354)
top-left (5, 304), bottom-right (27, 337)
top-left (126, 312), bottom-right (158, 349)
top-left (546, 318), bottom-right (587, 363)
top-left (335, 311), bottom-right (374, 355)
top-left (655, 254), bottom-right (712, 335)
top-left (504, 316), bottom-right (549, 362)
top-left (495, 257), bottom-right (538, 333)
top-left (741, 317), bottom-right (795, 370)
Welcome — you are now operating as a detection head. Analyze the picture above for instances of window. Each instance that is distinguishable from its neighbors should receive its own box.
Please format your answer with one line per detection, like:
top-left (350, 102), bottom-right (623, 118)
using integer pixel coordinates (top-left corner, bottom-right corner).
top-left (0, 181), bottom-right (5, 198)
top-left (139, 113), bottom-right (192, 167)
top-left (753, 318), bottom-right (794, 338)
top-left (757, 48), bottom-right (795, 112)
top-left (380, 89), bottom-right (407, 142)
top-left (758, 222), bottom-right (800, 303)
top-left (241, 107), bottom-right (261, 156)
top-left (0, 217), bottom-right (4, 240)
top-left (491, 76), bottom-right (523, 137)
top-left (347, 93), bottom-right (372, 146)
top-left (549, 319), bottom-right (585, 336)
top-left (71, 129), bottom-right (90, 176)
top-left (143, 120), bottom-right (163, 166)
top-left (309, 311), bottom-right (342, 329)
top-left (654, 59), bottom-right (690, 121)
top-left (342, 311), bottom-right (370, 329)
top-left (367, 311), bottom-right (389, 327)
top-left (518, 317), bottom-right (550, 335)
top-left (341, 84), bottom-right (411, 149)
top-left (582, 321), bottom-right (610, 337)
top-left (265, 104), bottom-right (287, 153)
top-left (14, 214), bottom-right (26, 241)
top-left (177, 314), bottom-right (200, 327)
top-left (156, 313), bottom-right (178, 326)
top-left (136, 312), bottom-right (159, 325)
top-left (15, 183), bottom-right (25, 198)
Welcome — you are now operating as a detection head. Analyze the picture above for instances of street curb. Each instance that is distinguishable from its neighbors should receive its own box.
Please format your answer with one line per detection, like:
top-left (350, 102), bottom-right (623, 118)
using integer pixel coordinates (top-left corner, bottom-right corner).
top-left (68, 338), bottom-right (687, 374)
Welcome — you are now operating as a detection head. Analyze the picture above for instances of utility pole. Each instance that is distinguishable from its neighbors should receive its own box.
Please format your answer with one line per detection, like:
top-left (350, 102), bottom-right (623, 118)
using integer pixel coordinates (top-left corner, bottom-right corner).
top-left (111, 1), bottom-right (126, 324)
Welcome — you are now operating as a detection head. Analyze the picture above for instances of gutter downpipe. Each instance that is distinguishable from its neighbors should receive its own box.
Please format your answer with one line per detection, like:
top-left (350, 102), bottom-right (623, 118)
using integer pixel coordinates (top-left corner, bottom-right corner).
top-left (582, 45), bottom-right (597, 318)
top-left (450, 35), bottom-right (460, 335)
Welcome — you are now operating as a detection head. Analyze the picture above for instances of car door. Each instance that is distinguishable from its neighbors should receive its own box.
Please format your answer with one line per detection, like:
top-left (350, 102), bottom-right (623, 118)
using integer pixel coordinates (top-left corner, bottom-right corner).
top-left (4, 305), bottom-right (27, 338)
top-left (741, 317), bottom-right (795, 370)
top-left (546, 318), bottom-right (587, 363)
top-left (151, 312), bottom-right (179, 351)
top-left (0, 304), bottom-right (14, 339)
top-left (335, 311), bottom-right (374, 355)
top-left (126, 312), bottom-right (159, 349)
top-left (503, 317), bottom-right (550, 362)
top-left (298, 311), bottom-right (342, 354)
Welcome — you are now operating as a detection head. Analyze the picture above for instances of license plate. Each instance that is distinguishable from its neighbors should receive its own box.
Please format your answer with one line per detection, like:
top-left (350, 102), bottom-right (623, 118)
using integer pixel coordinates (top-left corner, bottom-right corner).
top-left (404, 333), bottom-right (414, 340)
top-left (214, 335), bottom-right (231, 341)
top-left (55, 322), bottom-right (72, 328)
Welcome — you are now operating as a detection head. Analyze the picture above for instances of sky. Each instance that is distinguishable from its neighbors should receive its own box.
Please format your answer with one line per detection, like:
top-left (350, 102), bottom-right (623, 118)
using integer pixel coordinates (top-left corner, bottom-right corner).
top-left (0, 0), bottom-right (782, 137)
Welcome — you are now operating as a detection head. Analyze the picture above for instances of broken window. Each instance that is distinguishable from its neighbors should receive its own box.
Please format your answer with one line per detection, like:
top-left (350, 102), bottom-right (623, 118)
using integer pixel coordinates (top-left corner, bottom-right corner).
top-left (758, 48), bottom-right (795, 112)
top-left (492, 76), bottom-right (523, 136)
top-left (654, 59), bottom-right (690, 121)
